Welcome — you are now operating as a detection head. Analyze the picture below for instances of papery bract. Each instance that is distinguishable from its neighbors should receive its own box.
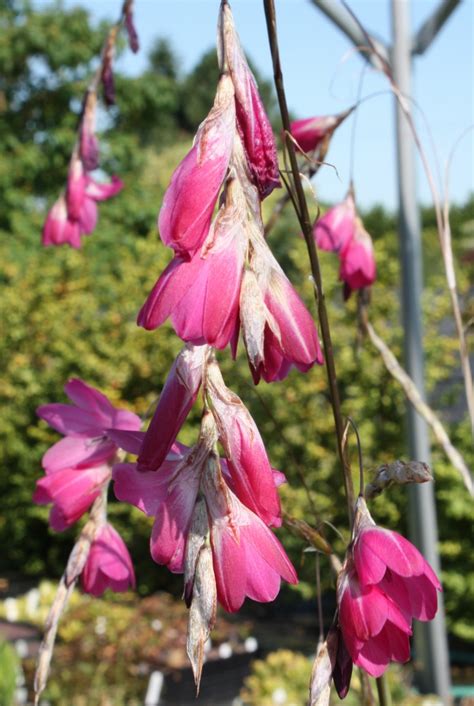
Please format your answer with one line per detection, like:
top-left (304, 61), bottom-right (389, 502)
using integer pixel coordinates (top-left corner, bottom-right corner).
top-left (82, 522), bottom-right (135, 596)
top-left (80, 91), bottom-right (99, 171)
top-left (33, 464), bottom-right (111, 531)
top-left (313, 191), bottom-right (356, 253)
top-left (219, 2), bottom-right (280, 197)
top-left (158, 74), bottom-right (235, 258)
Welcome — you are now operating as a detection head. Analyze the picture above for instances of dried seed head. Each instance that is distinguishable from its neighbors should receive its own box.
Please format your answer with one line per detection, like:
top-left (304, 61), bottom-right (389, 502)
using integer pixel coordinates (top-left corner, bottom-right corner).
top-left (365, 460), bottom-right (433, 499)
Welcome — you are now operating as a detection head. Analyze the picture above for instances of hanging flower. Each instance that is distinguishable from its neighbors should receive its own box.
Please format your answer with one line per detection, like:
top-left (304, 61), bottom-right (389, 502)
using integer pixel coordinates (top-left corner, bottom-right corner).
top-left (337, 497), bottom-right (441, 678)
top-left (82, 522), bottom-right (135, 596)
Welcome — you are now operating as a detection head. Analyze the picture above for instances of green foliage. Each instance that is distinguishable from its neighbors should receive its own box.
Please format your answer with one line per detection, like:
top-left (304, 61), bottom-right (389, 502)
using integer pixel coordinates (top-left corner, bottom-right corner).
top-left (0, 639), bottom-right (18, 706)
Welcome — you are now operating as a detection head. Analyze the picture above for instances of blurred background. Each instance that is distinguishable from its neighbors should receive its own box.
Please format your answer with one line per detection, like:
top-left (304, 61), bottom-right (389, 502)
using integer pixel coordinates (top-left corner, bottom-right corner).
top-left (0, 1), bottom-right (472, 705)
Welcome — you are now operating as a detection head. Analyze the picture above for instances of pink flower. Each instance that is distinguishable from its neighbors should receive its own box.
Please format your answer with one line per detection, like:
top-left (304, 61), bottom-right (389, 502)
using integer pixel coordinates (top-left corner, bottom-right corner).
top-left (33, 464), bottom-right (111, 531)
top-left (158, 74), bottom-right (235, 259)
top-left (339, 217), bottom-right (376, 298)
top-left (337, 498), bottom-right (441, 678)
top-left (313, 191), bottom-right (356, 253)
top-left (290, 109), bottom-right (352, 155)
top-left (124, 0), bottom-right (139, 53)
top-left (66, 154), bottom-right (88, 222)
top-left (113, 418), bottom-right (297, 611)
top-left (136, 345), bottom-right (207, 472)
top-left (219, 3), bottom-right (280, 198)
top-left (82, 522), bottom-right (135, 596)
top-left (42, 196), bottom-right (81, 249)
top-left (206, 358), bottom-right (282, 526)
top-left (202, 457), bottom-right (297, 612)
top-left (37, 378), bottom-right (141, 473)
top-left (139, 178), bottom-right (247, 346)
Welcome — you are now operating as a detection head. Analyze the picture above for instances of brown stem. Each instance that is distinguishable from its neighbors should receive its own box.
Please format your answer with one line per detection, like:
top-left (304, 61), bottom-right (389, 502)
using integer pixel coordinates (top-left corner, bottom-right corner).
top-left (263, 0), bottom-right (355, 523)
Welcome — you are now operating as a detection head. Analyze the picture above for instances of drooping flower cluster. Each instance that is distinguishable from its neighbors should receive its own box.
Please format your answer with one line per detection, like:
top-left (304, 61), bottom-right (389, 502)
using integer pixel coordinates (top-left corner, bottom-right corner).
top-left (138, 2), bottom-right (323, 383)
top-left (313, 186), bottom-right (376, 299)
top-left (34, 379), bottom-right (140, 595)
top-left (336, 497), bottom-right (441, 679)
top-left (112, 346), bottom-right (297, 613)
top-left (42, 3), bottom-right (139, 248)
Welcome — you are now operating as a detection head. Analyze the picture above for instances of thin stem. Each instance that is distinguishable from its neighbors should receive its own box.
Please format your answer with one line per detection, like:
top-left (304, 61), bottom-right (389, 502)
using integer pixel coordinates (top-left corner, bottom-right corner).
top-left (376, 674), bottom-right (392, 706)
top-left (263, 0), bottom-right (355, 523)
top-left (315, 554), bottom-right (324, 642)
top-left (346, 416), bottom-right (364, 497)
top-left (349, 62), bottom-right (368, 183)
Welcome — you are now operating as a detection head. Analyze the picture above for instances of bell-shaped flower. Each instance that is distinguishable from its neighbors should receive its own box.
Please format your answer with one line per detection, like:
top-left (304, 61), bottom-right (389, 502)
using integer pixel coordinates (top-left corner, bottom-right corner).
top-left (202, 454), bottom-right (297, 613)
top-left (137, 345), bottom-right (208, 472)
top-left (140, 176), bottom-right (247, 346)
top-left (339, 217), bottom-right (376, 298)
top-left (158, 74), bottom-right (235, 259)
top-left (33, 464), bottom-right (111, 531)
top-left (313, 190), bottom-right (356, 253)
top-left (337, 497), bottom-right (441, 678)
top-left (79, 91), bottom-right (99, 171)
top-left (218, 2), bottom-right (279, 198)
top-left (37, 378), bottom-right (141, 473)
top-left (81, 522), bottom-right (135, 596)
top-left (206, 358), bottom-right (282, 526)
top-left (290, 109), bottom-right (353, 155)
top-left (42, 195), bottom-right (81, 249)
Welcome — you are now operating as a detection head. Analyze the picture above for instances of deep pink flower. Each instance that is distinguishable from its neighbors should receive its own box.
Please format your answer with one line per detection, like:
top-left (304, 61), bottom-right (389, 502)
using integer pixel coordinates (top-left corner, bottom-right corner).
top-left (206, 358), bottom-right (282, 526)
top-left (339, 217), bottom-right (376, 298)
top-left (33, 464), bottom-right (111, 531)
top-left (313, 191), bottom-right (356, 253)
top-left (82, 522), bottom-right (135, 596)
top-left (139, 179), bottom-right (247, 346)
top-left (158, 74), bottom-right (235, 259)
top-left (290, 109), bottom-right (352, 155)
top-left (123, 0), bottom-right (139, 53)
top-left (337, 498), bottom-right (441, 678)
top-left (219, 3), bottom-right (279, 198)
top-left (202, 458), bottom-right (297, 612)
top-left (42, 196), bottom-right (81, 249)
top-left (136, 345), bottom-right (207, 472)
top-left (113, 424), bottom-right (297, 611)
top-left (66, 154), bottom-right (88, 222)
top-left (37, 378), bottom-right (141, 473)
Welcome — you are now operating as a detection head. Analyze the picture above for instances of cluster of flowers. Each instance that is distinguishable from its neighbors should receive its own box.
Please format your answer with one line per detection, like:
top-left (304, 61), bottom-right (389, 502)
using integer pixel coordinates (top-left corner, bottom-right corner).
top-left (290, 115), bottom-right (377, 299)
top-left (34, 0), bottom-right (441, 693)
top-left (42, 0), bottom-right (139, 249)
top-left (33, 379), bottom-right (141, 595)
top-left (138, 2), bottom-right (323, 383)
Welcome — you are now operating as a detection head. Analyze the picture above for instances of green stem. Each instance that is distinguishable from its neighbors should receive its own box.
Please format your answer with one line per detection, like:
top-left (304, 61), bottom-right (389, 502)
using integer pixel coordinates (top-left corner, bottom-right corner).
top-left (262, 0), bottom-right (355, 523)
top-left (376, 674), bottom-right (392, 706)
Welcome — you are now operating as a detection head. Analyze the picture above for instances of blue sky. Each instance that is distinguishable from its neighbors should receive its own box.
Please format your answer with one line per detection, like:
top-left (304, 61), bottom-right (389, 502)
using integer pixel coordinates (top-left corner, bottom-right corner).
top-left (37, 0), bottom-right (474, 209)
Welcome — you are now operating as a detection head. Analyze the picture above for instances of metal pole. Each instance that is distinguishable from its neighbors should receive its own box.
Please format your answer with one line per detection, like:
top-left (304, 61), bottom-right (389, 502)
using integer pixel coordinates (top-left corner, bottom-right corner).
top-left (391, 1), bottom-right (451, 701)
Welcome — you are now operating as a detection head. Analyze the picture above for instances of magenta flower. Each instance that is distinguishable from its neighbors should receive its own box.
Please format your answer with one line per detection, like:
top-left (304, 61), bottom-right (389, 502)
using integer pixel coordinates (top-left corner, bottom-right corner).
top-left (33, 464), bottom-right (111, 531)
top-left (158, 74), bottom-right (235, 259)
top-left (313, 191), bottom-right (356, 253)
top-left (219, 2), bottom-right (280, 197)
top-left (42, 196), bottom-right (81, 249)
top-left (337, 498), bottom-right (441, 678)
top-left (37, 378), bottom-right (141, 473)
top-left (339, 217), bottom-right (376, 298)
top-left (136, 345), bottom-right (207, 472)
top-left (81, 522), bottom-right (135, 596)
top-left (113, 419), bottom-right (297, 611)
top-left (290, 109), bottom-right (352, 155)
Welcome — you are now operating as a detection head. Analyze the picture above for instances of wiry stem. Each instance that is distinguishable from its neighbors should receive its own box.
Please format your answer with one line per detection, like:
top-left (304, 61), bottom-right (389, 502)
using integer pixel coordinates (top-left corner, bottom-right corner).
top-left (263, 0), bottom-right (355, 523)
